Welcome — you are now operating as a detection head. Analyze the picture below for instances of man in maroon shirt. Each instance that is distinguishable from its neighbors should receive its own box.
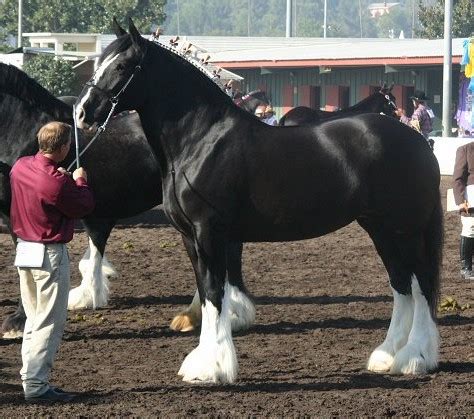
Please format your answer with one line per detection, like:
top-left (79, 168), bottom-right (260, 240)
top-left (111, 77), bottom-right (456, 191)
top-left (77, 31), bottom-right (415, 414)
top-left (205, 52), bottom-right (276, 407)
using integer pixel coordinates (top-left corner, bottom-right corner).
top-left (10, 121), bottom-right (95, 403)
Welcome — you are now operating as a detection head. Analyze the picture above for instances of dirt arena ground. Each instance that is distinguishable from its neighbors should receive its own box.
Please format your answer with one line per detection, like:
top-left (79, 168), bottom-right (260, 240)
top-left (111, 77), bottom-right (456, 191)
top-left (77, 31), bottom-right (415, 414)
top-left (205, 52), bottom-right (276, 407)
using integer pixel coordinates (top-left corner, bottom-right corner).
top-left (0, 176), bottom-right (472, 416)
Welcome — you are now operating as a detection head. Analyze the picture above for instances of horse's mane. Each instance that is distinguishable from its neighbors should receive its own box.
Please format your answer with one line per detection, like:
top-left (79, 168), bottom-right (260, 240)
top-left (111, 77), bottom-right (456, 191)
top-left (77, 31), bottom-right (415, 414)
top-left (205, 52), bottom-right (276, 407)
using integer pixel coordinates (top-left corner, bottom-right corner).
top-left (103, 35), bottom-right (227, 93)
top-left (0, 63), bottom-right (72, 120)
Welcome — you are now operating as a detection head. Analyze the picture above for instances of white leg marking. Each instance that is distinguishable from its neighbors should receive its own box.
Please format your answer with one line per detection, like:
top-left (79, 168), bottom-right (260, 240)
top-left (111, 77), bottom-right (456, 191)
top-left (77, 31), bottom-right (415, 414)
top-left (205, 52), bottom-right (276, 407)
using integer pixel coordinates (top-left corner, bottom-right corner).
top-left (367, 286), bottom-right (414, 372)
top-left (68, 238), bottom-right (110, 310)
top-left (178, 282), bottom-right (238, 383)
top-left (101, 255), bottom-right (118, 279)
top-left (78, 247), bottom-right (91, 279)
top-left (227, 284), bottom-right (255, 332)
top-left (390, 276), bottom-right (439, 374)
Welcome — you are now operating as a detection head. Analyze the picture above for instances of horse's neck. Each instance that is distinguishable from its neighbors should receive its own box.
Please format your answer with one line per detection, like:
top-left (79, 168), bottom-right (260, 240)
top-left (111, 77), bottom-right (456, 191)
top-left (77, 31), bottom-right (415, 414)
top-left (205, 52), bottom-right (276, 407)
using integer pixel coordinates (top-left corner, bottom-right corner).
top-left (136, 48), bottom-right (236, 172)
top-left (138, 94), bottom-right (231, 176)
top-left (346, 94), bottom-right (379, 113)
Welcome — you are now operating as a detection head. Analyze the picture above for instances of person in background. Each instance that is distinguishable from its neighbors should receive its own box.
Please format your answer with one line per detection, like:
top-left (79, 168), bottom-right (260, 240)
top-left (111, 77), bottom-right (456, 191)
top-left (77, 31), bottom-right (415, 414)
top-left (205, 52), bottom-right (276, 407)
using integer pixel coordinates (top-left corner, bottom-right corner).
top-left (255, 105), bottom-right (266, 121)
top-left (10, 121), bottom-right (95, 402)
top-left (263, 105), bottom-right (278, 126)
top-left (395, 90), bottom-right (434, 146)
top-left (452, 140), bottom-right (474, 281)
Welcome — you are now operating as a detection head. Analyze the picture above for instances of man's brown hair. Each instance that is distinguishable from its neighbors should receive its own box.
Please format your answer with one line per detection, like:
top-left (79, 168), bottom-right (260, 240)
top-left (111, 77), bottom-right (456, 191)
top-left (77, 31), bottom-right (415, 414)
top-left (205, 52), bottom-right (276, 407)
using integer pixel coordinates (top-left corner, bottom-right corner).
top-left (37, 122), bottom-right (72, 154)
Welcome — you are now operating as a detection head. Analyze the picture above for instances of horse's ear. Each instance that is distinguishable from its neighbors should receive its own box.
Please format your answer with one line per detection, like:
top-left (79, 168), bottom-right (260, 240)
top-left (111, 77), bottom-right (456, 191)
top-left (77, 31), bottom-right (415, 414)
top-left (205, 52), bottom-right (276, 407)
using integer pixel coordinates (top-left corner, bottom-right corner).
top-left (129, 18), bottom-right (145, 48)
top-left (112, 17), bottom-right (127, 37)
top-left (389, 82), bottom-right (394, 92)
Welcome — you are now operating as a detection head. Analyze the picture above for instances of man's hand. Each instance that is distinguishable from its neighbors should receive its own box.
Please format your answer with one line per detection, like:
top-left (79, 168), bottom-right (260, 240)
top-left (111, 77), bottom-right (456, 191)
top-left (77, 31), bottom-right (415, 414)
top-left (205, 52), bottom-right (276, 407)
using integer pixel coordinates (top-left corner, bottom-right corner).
top-left (394, 108), bottom-right (405, 118)
top-left (57, 167), bottom-right (71, 176)
top-left (459, 201), bottom-right (469, 214)
top-left (73, 167), bottom-right (88, 182)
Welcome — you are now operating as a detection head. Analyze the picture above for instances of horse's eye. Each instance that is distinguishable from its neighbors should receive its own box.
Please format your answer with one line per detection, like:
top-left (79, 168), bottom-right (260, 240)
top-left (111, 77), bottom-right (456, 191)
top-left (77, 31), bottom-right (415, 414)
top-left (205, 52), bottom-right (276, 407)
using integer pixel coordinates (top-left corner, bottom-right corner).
top-left (116, 64), bottom-right (124, 71)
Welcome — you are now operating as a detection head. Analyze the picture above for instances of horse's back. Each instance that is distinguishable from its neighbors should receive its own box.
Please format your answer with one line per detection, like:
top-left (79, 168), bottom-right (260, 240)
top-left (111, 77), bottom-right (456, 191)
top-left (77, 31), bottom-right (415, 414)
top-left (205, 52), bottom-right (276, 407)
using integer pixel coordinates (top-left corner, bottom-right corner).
top-left (319, 114), bottom-right (440, 228)
top-left (233, 114), bottom-right (439, 240)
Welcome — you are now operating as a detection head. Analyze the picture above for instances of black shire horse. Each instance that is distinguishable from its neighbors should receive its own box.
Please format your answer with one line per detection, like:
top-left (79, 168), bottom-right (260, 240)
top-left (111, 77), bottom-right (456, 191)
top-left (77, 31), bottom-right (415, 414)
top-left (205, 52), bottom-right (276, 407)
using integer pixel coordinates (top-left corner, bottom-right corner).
top-left (76, 20), bottom-right (442, 384)
top-left (279, 86), bottom-right (397, 126)
top-left (0, 63), bottom-right (254, 337)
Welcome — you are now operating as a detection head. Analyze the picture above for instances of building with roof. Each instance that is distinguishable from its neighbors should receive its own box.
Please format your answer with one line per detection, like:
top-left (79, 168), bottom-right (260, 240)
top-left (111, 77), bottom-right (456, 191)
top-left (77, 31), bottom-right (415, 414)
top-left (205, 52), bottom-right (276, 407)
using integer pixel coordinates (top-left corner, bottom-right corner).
top-left (1, 32), bottom-right (468, 133)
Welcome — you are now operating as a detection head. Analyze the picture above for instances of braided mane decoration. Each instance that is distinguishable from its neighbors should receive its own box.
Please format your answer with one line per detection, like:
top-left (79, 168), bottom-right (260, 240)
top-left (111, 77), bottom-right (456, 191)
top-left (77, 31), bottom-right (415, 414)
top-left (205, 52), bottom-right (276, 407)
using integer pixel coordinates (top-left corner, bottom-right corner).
top-left (149, 33), bottom-right (227, 89)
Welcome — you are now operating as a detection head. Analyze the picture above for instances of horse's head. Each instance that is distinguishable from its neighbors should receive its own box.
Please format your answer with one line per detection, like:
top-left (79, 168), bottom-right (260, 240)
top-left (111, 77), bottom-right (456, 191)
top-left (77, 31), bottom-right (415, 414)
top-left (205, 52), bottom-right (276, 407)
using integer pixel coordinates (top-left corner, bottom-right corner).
top-left (379, 83), bottom-right (397, 118)
top-left (76, 18), bottom-right (148, 130)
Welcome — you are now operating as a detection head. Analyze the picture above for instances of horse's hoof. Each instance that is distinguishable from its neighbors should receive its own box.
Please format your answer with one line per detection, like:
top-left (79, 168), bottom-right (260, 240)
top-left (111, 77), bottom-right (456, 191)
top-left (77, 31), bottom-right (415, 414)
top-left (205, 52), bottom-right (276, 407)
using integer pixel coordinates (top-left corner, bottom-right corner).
top-left (2, 312), bottom-right (26, 339)
top-left (2, 329), bottom-right (23, 339)
top-left (178, 341), bottom-right (237, 384)
top-left (170, 313), bottom-right (197, 332)
top-left (389, 340), bottom-right (438, 375)
top-left (390, 356), bottom-right (427, 375)
top-left (367, 349), bottom-right (394, 373)
top-left (68, 286), bottom-right (93, 310)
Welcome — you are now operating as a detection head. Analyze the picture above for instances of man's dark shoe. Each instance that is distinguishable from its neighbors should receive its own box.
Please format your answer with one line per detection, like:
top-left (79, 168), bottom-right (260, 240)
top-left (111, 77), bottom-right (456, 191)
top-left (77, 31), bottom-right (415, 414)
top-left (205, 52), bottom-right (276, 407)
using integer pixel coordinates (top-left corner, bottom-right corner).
top-left (25, 388), bottom-right (75, 403)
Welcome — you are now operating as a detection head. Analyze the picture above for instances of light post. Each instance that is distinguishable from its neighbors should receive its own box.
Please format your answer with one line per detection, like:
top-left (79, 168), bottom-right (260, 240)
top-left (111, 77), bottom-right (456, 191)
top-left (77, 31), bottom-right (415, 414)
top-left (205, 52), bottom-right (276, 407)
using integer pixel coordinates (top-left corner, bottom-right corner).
top-left (176, 0), bottom-right (180, 36)
top-left (442, 0), bottom-right (453, 137)
top-left (323, 0), bottom-right (327, 38)
top-left (286, 0), bottom-right (292, 38)
top-left (18, 0), bottom-right (22, 47)
top-left (248, 0), bottom-right (250, 36)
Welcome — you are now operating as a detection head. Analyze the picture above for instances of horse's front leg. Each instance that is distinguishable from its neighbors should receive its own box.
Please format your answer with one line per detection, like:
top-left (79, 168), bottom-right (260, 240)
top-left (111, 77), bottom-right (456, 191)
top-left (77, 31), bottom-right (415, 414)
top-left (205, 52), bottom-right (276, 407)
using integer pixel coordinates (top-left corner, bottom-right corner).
top-left (178, 233), bottom-right (238, 384)
top-left (170, 239), bottom-right (255, 333)
top-left (68, 218), bottom-right (117, 310)
top-left (2, 299), bottom-right (25, 339)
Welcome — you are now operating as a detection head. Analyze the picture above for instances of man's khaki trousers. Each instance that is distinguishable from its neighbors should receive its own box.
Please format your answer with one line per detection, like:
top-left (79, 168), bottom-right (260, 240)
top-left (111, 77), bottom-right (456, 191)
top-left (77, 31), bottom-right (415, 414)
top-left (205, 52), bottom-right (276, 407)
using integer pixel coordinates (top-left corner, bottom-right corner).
top-left (18, 243), bottom-right (69, 398)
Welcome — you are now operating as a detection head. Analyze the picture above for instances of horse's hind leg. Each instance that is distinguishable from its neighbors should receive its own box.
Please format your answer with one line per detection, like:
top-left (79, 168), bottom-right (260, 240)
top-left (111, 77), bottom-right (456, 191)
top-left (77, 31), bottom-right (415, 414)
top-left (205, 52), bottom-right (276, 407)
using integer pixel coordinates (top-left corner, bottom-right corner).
top-left (178, 232), bottom-right (237, 383)
top-left (68, 218), bottom-right (117, 310)
top-left (170, 235), bottom-right (202, 332)
top-left (359, 214), bottom-right (441, 375)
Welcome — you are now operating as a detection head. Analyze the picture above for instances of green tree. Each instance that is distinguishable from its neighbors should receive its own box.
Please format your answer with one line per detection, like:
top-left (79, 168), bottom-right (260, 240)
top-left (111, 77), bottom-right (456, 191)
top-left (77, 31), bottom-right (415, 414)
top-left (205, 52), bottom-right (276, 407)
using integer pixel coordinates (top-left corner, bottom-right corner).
top-left (0, 0), bottom-right (167, 42)
top-left (417, 0), bottom-right (474, 38)
top-left (23, 55), bottom-right (77, 96)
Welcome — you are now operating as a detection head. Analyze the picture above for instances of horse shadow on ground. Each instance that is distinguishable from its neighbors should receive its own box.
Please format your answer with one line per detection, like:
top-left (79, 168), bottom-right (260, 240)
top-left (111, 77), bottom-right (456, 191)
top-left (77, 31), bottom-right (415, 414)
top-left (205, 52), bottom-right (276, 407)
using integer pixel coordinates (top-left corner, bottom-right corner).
top-left (438, 314), bottom-right (474, 326)
top-left (63, 325), bottom-right (180, 343)
top-left (0, 298), bottom-right (19, 307)
top-left (247, 317), bottom-right (390, 335)
top-left (97, 373), bottom-right (438, 397)
top-left (110, 294), bottom-right (392, 310)
top-left (62, 317), bottom-right (390, 343)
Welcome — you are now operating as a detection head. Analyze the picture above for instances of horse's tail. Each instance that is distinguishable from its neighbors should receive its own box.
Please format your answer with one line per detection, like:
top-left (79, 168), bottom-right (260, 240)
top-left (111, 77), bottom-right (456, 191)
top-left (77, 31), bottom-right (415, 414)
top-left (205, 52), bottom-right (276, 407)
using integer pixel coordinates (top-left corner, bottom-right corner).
top-left (422, 190), bottom-right (443, 320)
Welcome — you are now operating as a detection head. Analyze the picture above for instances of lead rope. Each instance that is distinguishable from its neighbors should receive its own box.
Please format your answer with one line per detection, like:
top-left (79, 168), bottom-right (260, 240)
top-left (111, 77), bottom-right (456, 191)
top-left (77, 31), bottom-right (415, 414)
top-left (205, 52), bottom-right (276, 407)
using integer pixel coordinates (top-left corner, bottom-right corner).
top-left (67, 100), bottom-right (118, 171)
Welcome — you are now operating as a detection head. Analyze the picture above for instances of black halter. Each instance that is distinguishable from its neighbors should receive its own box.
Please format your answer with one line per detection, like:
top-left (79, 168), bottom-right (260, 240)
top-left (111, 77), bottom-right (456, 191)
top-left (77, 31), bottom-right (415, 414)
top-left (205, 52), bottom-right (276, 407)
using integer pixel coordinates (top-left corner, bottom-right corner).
top-left (380, 90), bottom-right (397, 112)
top-left (68, 64), bottom-right (142, 171)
